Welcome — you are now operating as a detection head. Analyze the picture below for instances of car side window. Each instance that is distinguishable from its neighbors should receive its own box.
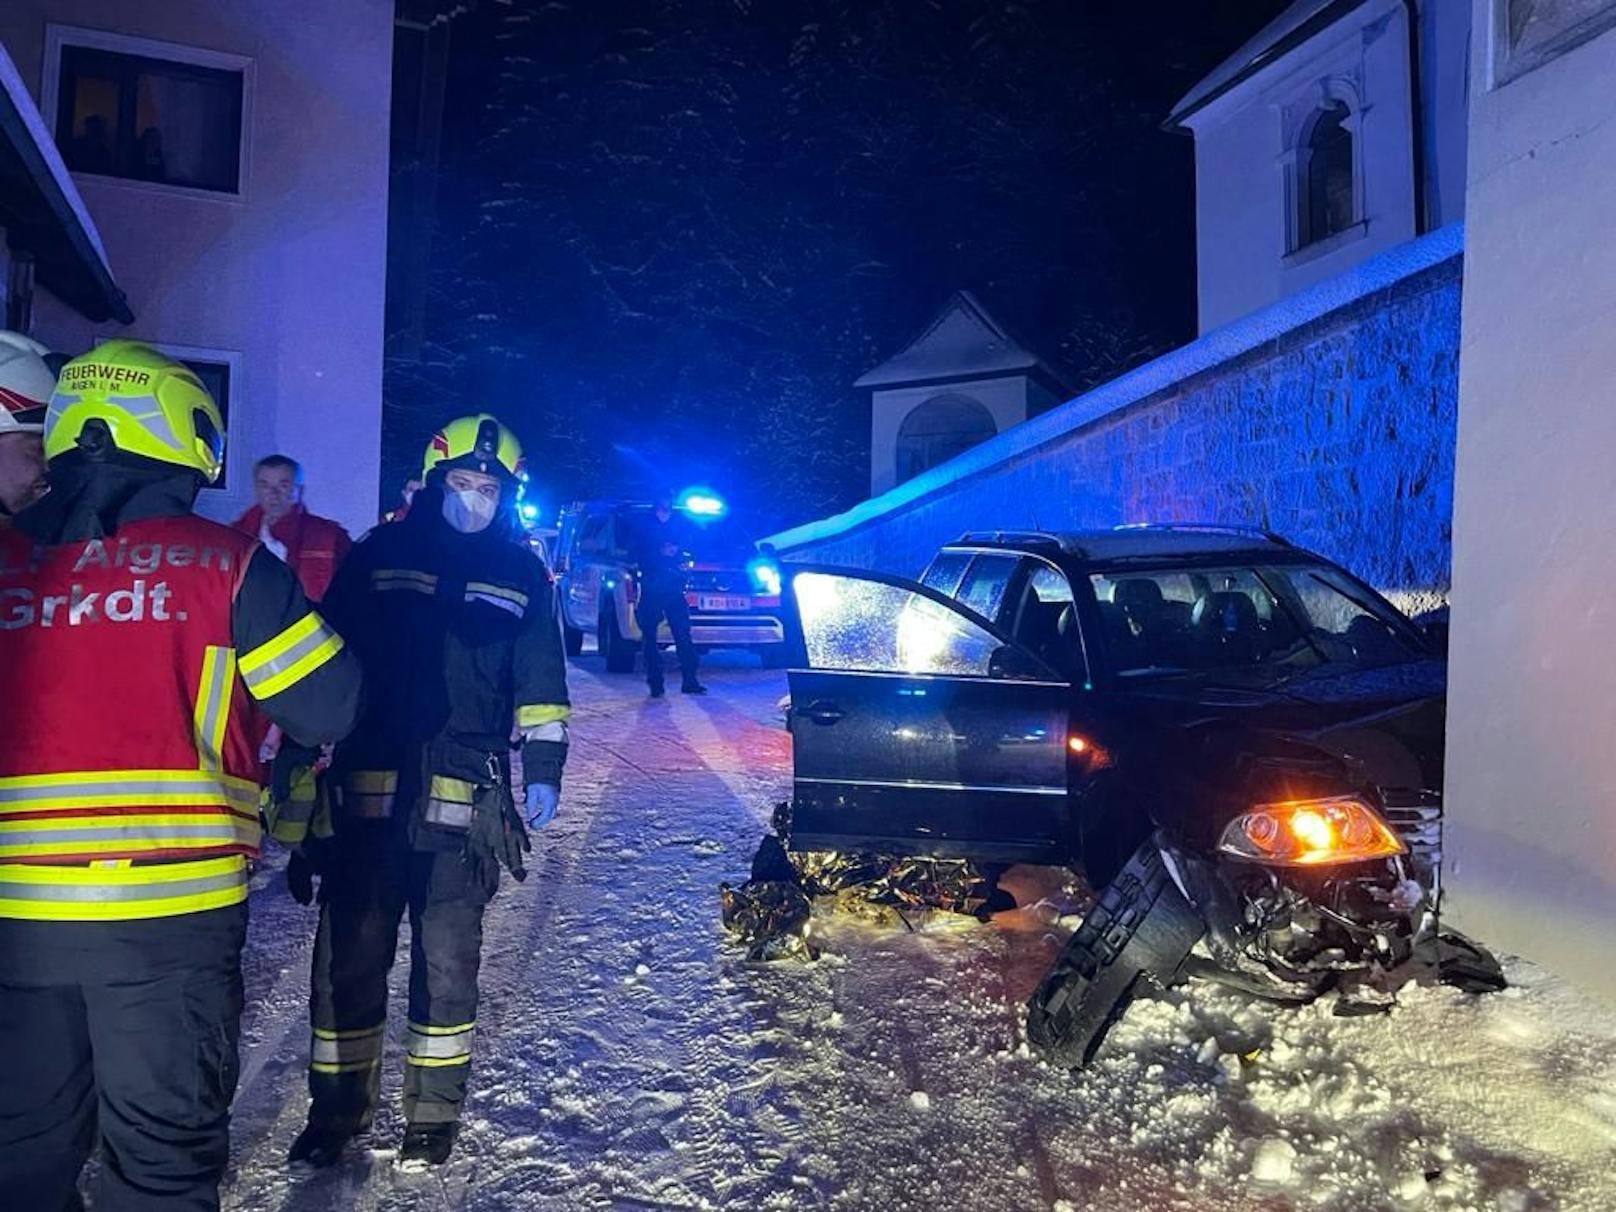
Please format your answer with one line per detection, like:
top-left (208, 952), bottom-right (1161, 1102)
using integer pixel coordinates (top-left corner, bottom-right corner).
top-left (578, 515), bottom-right (611, 555)
top-left (955, 554), bottom-right (1018, 623)
top-left (919, 551), bottom-right (971, 598)
top-left (793, 571), bottom-right (1001, 676)
top-left (1010, 564), bottom-right (1081, 675)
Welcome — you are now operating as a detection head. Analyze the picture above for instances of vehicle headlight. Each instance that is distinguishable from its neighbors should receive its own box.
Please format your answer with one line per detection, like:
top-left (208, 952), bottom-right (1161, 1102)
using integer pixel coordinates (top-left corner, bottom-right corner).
top-left (1218, 796), bottom-right (1406, 866)
top-left (748, 557), bottom-right (782, 597)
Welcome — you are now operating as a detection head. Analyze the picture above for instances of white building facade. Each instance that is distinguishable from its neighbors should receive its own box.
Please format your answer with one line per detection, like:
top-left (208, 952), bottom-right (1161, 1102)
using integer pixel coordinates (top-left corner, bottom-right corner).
top-left (859, 292), bottom-right (1066, 497)
top-left (1444, 0), bottom-right (1616, 999)
top-left (0, 1), bottom-right (393, 536)
top-left (1169, 0), bottom-right (1472, 334)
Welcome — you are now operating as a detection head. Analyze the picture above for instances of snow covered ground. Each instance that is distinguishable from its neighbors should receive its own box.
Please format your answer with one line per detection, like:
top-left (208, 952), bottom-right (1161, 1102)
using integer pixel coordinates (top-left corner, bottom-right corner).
top-left (217, 657), bottom-right (1616, 1212)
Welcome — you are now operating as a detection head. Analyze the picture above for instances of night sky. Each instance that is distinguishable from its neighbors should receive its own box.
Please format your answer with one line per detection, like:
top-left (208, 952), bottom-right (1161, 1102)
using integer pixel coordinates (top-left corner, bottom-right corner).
top-left (383, 0), bottom-right (1290, 534)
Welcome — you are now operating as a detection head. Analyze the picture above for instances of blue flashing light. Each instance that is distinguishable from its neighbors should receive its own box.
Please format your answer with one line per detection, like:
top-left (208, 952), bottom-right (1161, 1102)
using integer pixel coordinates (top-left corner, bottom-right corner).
top-left (748, 557), bottom-right (782, 597)
top-left (519, 502), bottom-right (540, 522)
top-left (676, 486), bottom-right (727, 518)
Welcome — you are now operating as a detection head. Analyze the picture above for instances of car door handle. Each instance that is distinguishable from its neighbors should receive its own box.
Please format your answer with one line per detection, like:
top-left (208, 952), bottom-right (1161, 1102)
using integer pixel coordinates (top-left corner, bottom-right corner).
top-left (801, 700), bottom-right (845, 726)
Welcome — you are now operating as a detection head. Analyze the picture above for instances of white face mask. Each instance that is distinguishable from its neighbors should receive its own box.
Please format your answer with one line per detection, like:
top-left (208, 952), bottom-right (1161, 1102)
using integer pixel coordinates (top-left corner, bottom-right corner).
top-left (442, 487), bottom-right (498, 533)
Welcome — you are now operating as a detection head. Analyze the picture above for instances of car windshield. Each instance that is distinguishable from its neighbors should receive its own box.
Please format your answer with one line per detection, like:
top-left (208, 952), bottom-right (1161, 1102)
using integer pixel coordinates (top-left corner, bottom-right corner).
top-left (1089, 563), bottom-right (1424, 680)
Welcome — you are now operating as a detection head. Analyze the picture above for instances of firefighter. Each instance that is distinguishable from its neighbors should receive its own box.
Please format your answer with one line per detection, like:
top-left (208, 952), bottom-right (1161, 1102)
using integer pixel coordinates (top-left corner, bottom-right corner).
top-left (286, 413), bottom-right (569, 1169)
top-left (0, 341), bottom-right (363, 1211)
top-left (0, 330), bottom-right (56, 522)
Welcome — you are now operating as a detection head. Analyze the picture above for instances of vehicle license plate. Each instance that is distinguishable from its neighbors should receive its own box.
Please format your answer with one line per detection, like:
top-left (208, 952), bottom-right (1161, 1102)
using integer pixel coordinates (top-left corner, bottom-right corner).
top-left (698, 595), bottom-right (750, 611)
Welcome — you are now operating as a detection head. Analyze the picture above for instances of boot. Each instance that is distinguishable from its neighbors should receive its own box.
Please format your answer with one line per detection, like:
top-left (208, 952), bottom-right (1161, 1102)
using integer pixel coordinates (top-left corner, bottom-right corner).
top-left (399, 1122), bottom-right (458, 1168)
top-left (288, 1123), bottom-right (359, 1168)
top-left (680, 680), bottom-right (708, 695)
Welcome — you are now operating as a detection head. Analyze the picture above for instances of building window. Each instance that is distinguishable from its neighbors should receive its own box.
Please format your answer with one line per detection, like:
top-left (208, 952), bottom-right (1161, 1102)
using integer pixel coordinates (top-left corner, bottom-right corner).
top-left (895, 394), bottom-right (997, 485)
top-left (1496, 0), bottom-right (1616, 85)
top-left (1298, 101), bottom-right (1355, 248)
top-left (51, 35), bottom-right (246, 194)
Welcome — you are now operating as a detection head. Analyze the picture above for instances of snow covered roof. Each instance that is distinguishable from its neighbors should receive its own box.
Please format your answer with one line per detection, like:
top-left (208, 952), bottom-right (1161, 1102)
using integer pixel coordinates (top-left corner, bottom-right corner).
top-left (1166, 0), bottom-right (1357, 129)
top-left (854, 290), bottom-right (1065, 391)
top-left (0, 39), bottom-right (131, 323)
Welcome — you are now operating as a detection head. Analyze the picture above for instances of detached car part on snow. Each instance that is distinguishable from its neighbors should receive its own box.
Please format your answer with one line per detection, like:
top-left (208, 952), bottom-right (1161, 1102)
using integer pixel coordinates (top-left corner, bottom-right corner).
top-left (770, 526), bottom-right (1502, 1067)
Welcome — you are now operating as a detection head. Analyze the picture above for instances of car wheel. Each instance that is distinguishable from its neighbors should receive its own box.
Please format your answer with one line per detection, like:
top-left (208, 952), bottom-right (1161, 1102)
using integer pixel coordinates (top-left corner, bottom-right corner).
top-left (600, 606), bottom-right (636, 673)
top-left (1026, 841), bottom-right (1205, 1068)
top-left (563, 623), bottom-right (584, 657)
top-left (758, 644), bottom-right (791, 669)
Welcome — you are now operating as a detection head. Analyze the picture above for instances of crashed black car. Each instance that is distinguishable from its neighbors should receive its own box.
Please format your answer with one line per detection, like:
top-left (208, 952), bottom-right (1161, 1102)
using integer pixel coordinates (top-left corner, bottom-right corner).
top-left (774, 526), bottom-right (1496, 1065)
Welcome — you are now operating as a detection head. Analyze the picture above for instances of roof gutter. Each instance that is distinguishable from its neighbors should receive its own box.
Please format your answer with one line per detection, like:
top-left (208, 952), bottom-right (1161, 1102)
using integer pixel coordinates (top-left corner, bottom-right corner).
top-left (1399, 0), bottom-right (1429, 234)
top-left (1164, 0), bottom-right (1370, 133)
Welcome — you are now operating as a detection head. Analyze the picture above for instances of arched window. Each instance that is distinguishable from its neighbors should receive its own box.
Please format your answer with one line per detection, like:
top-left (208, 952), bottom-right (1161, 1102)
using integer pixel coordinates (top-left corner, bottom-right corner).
top-left (1299, 100), bottom-right (1355, 248)
top-left (895, 395), bottom-right (996, 485)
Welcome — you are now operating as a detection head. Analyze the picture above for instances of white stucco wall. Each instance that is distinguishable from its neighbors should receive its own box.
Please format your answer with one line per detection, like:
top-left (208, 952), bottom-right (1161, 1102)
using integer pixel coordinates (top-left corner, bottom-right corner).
top-left (1185, 0), bottom-right (1448, 332)
top-left (869, 375), bottom-right (1031, 497)
top-left (0, 1), bottom-right (391, 538)
top-left (1445, 1), bottom-right (1616, 1000)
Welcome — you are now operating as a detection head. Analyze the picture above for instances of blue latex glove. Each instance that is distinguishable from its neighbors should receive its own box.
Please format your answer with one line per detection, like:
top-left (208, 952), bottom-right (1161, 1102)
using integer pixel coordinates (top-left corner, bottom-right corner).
top-left (525, 782), bottom-right (560, 829)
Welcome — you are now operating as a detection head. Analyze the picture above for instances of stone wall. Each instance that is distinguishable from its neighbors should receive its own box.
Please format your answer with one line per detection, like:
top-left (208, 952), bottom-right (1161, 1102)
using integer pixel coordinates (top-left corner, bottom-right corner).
top-left (771, 231), bottom-right (1462, 617)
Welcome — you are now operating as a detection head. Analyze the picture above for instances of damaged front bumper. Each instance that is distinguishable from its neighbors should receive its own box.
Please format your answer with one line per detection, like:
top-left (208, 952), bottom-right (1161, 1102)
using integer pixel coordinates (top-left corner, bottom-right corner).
top-left (1160, 838), bottom-right (1430, 1003)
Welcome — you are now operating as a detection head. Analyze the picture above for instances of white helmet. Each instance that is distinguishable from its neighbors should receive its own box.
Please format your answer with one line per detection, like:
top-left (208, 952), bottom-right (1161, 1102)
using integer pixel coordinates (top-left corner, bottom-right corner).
top-left (0, 330), bottom-right (56, 436)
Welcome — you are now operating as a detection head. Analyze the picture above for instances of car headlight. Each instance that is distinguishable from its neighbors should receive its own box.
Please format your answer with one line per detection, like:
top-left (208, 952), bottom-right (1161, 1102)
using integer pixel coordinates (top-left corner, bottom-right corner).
top-left (748, 558), bottom-right (782, 597)
top-left (1218, 796), bottom-right (1406, 866)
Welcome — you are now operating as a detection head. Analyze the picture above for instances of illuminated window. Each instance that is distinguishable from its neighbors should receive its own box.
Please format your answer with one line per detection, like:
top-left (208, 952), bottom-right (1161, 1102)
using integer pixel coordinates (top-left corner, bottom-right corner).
top-left (50, 32), bottom-right (247, 194)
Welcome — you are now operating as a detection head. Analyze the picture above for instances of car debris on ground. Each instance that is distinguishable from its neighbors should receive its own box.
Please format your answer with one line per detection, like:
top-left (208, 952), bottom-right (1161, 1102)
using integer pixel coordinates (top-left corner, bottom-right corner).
top-left (719, 806), bottom-right (1018, 961)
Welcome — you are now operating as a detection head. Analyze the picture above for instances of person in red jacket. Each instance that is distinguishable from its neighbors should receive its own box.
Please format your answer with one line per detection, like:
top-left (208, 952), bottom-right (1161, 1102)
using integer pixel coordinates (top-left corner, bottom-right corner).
top-left (233, 454), bottom-right (352, 601)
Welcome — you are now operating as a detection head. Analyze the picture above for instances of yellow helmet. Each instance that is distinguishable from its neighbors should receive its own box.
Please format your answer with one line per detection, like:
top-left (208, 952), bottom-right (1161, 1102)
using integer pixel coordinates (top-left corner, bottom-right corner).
top-left (45, 341), bottom-right (224, 482)
top-left (421, 413), bottom-right (524, 483)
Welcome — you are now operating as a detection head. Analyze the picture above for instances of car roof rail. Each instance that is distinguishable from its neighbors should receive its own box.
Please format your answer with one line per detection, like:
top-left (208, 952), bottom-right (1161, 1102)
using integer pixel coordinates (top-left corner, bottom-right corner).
top-left (954, 529), bottom-right (1073, 552)
top-left (1111, 522), bottom-right (1293, 548)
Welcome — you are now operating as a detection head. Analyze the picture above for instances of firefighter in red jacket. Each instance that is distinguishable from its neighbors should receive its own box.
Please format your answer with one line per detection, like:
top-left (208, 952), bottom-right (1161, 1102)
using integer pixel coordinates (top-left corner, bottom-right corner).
top-left (286, 414), bottom-right (569, 1169)
top-left (0, 341), bottom-right (363, 1211)
top-left (232, 453), bottom-right (351, 602)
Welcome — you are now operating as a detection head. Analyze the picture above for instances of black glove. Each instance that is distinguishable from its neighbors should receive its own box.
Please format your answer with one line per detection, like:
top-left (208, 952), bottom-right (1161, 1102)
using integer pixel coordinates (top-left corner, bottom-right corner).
top-left (287, 849), bottom-right (316, 905)
top-left (465, 784), bottom-right (531, 900)
top-left (270, 740), bottom-right (322, 804)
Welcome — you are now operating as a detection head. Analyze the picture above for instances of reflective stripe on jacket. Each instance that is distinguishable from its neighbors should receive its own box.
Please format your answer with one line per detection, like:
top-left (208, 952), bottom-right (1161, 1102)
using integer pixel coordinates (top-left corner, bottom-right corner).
top-left (0, 515), bottom-right (353, 920)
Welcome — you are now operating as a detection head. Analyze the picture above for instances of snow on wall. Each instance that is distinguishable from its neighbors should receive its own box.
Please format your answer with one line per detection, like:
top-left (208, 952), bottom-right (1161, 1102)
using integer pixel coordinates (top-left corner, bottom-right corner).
top-left (771, 231), bottom-right (1463, 616)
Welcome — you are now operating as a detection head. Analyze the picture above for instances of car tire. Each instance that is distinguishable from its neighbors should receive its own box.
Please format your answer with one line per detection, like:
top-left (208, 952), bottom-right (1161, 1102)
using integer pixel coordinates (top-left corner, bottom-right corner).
top-left (758, 644), bottom-right (791, 669)
top-left (1026, 841), bottom-right (1205, 1069)
top-left (563, 623), bottom-right (584, 657)
top-left (600, 607), bottom-right (636, 673)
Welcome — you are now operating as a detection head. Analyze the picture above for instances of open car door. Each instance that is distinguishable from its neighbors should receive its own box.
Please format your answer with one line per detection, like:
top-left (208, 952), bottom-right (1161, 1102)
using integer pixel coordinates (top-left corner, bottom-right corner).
top-left (782, 565), bottom-right (1073, 865)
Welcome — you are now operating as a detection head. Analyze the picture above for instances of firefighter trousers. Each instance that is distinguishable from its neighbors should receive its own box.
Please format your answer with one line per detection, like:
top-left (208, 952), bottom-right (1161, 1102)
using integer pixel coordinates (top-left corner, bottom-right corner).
top-left (0, 905), bottom-right (247, 1212)
top-left (306, 834), bottom-right (485, 1132)
top-left (637, 585), bottom-right (699, 692)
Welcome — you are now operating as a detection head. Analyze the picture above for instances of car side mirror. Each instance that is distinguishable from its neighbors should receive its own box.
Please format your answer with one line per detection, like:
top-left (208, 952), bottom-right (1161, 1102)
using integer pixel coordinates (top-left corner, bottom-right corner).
top-left (988, 644), bottom-right (1044, 681)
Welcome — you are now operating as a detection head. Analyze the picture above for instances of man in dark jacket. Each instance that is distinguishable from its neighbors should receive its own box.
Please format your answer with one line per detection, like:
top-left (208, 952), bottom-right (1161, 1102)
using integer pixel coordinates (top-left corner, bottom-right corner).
top-left (628, 493), bottom-right (706, 697)
top-left (286, 413), bottom-right (570, 1169)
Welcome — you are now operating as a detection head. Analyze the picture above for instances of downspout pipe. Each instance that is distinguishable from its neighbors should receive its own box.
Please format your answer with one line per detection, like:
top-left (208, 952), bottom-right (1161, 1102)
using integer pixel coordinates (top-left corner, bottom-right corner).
top-left (1399, 0), bottom-right (1429, 234)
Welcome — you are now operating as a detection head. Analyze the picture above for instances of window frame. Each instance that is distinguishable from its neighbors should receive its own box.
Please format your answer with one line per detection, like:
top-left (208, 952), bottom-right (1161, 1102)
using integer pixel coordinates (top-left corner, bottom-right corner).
top-left (1280, 79), bottom-right (1368, 261)
top-left (42, 24), bottom-right (255, 203)
top-left (1492, 0), bottom-right (1616, 87)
